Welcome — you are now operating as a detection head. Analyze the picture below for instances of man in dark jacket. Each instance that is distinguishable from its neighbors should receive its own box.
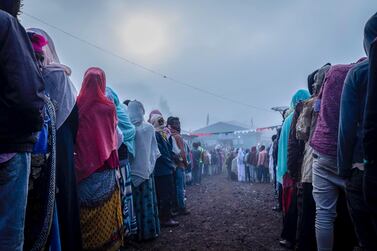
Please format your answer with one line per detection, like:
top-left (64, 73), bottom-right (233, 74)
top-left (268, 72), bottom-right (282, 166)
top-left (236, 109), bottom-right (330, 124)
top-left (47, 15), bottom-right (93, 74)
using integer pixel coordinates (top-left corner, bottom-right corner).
top-left (0, 1), bottom-right (45, 250)
top-left (338, 12), bottom-right (377, 250)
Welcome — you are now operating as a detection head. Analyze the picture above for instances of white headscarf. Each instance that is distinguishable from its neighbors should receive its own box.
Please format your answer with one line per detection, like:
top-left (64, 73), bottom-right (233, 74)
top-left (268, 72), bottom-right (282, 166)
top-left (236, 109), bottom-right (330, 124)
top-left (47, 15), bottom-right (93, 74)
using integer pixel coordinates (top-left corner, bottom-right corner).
top-left (128, 100), bottom-right (161, 186)
top-left (28, 28), bottom-right (77, 129)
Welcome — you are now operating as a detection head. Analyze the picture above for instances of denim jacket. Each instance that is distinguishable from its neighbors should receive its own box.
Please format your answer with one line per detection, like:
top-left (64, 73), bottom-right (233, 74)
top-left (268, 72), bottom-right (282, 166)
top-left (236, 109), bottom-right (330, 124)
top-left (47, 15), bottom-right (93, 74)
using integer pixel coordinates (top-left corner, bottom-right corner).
top-left (337, 60), bottom-right (368, 177)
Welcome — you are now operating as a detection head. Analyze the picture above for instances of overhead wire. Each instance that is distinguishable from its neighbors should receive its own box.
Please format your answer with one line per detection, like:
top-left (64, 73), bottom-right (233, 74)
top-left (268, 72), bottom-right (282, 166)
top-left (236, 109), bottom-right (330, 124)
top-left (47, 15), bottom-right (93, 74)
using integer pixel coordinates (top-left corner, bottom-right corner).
top-left (23, 12), bottom-right (273, 113)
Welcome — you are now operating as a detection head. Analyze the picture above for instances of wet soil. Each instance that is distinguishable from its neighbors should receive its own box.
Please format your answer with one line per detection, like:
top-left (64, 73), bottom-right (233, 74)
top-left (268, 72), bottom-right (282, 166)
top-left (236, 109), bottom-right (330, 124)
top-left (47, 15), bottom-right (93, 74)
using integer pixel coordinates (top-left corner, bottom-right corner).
top-left (125, 174), bottom-right (285, 251)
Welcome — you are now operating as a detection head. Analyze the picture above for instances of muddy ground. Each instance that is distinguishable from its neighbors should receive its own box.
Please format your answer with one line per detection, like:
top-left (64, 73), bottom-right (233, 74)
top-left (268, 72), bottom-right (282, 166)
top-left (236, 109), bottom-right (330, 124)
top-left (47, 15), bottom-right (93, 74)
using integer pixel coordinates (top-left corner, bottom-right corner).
top-left (125, 173), bottom-right (285, 251)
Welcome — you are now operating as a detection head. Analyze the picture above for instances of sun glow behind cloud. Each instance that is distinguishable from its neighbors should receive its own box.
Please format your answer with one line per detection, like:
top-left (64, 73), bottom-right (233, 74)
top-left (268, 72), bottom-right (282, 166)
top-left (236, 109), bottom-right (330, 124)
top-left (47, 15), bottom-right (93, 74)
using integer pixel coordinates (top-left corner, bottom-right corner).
top-left (118, 13), bottom-right (174, 65)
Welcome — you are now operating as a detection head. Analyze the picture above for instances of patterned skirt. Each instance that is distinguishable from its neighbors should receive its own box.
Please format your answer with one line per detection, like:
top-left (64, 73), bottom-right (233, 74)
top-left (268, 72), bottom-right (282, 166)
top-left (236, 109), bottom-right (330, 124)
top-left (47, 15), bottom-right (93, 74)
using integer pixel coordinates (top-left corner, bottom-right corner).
top-left (119, 159), bottom-right (138, 237)
top-left (78, 169), bottom-right (123, 251)
top-left (132, 175), bottom-right (160, 241)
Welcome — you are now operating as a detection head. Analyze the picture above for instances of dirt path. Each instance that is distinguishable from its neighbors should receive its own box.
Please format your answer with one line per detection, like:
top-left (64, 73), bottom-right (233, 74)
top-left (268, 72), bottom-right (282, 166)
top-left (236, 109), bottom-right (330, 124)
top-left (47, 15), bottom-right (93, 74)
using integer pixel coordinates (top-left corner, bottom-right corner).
top-left (126, 174), bottom-right (285, 251)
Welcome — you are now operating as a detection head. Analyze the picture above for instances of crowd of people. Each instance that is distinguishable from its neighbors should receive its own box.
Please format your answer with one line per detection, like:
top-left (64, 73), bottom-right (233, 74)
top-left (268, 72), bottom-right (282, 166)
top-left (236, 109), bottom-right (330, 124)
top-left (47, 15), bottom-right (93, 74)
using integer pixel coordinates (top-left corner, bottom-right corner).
top-left (0, 2), bottom-right (204, 250)
top-left (264, 12), bottom-right (377, 251)
top-left (2, 1), bottom-right (377, 251)
top-left (223, 144), bottom-right (274, 184)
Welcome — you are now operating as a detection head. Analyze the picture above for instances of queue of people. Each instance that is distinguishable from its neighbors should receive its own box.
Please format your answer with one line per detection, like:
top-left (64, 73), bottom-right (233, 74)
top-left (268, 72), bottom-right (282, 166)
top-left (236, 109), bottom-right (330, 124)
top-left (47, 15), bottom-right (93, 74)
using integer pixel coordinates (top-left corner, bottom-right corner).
top-left (2, 1), bottom-right (377, 251)
top-left (0, 2), bottom-right (193, 250)
top-left (267, 12), bottom-right (377, 251)
top-left (223, 145), bottom-right (272, 184)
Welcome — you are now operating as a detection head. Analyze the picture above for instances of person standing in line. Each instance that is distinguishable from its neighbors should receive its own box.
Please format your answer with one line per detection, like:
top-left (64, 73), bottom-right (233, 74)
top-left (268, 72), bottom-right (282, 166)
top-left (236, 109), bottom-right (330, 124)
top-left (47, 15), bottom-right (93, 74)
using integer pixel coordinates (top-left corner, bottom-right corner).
top-left (248, 146), bottom-right (258, 183)
top-left (244, 149), bottom-right (251, 183)
top-left (167, 117), bottom-right (190, 215)
top-left (363, 16), bottom-right (377, 220)
top-left (225, 151), bottom-right (234, 180)
top-left (338, 13), bottom-right (377, 250)
top-left (310, 60), bottom-right (363, 251)
top-left (294, 64), bottom-right (330, 251)
top-left (237, 148), bottom-right (246, 182)
top-left (106, 87), bottom-right (138, 238)
top-left (129, 100), bottom-right (161, 241)
top-left (0, 1), bottom-right (45, 250)
top-left (191, 142), bottom-right (202, 185)
top-left (278, 89), bottom-right (310, 249)
top-left (74, 68), bottom-right (123, 251)
top-left (29, 28), bottom-right (84, 250)
top-left (150, 113), bottom-right (179, 228)
top-left (257, 145), bottom-right (269, 183)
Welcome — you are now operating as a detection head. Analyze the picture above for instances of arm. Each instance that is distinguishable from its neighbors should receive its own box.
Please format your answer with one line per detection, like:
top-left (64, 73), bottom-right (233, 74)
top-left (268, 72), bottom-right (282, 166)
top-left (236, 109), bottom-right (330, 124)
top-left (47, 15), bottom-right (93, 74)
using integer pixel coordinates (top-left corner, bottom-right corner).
top-left (364, 41), bottom-right (377, 164)
top-left (338, 69), bottom-right (359, 177)
top-left (0, 16), bottom-right (44, 133)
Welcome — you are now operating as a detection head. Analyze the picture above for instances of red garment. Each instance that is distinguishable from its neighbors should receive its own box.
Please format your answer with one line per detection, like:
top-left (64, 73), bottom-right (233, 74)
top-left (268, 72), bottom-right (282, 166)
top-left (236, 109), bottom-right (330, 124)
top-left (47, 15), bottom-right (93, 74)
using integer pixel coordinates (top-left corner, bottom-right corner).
top-left (74, 67), bottom-right (118, 182)
top-left (282, 174), bottom-right (296, 215)
top-left (170, 129), bottom-right (188, 168)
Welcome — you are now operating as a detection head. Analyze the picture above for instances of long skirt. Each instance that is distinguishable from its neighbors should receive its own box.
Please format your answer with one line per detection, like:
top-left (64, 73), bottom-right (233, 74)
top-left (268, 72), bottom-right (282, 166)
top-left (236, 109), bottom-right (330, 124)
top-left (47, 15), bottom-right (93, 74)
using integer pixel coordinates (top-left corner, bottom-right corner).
top-left (78, 169), bottom-right (123, 251)
top-left (55, 106), bottom-right (82, 251)
top-left (237, 163), bottom-right (245, 182)
top-left (119, 159), bottom-right (138, 237)
top-left (132, 175), bottom-right (160, 241)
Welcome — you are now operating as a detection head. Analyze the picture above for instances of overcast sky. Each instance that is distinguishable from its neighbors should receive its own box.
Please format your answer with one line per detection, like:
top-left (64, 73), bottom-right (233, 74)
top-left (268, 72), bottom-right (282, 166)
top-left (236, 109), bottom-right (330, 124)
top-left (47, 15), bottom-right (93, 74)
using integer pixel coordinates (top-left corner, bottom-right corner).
top-left (21, 0), bottom-right (376, 131)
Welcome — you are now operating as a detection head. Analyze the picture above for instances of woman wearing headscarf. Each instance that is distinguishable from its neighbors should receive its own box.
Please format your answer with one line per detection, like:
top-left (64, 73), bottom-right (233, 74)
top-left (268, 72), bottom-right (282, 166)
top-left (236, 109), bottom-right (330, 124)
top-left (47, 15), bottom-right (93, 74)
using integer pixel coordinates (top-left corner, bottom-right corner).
top-left (150, 112), bottom-right (179, 227)
top-left (128, 100), bottom-right (161, 241)
top-left (277, 89), bottom-right (310, 249)
top-left (75, 67), bottom-right (123, 251)
top-left (27, 28), bottom-right (83, 251)
top-left (106, 87), bottom-right (138, 238)
top-left (237, 148), bottom-right (245, 182)
top-left (23, 31), bottom-right (61, 251)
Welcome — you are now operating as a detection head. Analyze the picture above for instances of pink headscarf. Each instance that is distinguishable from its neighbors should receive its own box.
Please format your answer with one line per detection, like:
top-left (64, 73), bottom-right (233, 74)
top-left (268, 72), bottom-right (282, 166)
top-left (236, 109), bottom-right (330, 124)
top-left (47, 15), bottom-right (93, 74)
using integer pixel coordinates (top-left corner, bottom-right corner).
top-left (29, 33), bottom-right (48, 54)
top-left (74, 67), bottom-right (118, 182)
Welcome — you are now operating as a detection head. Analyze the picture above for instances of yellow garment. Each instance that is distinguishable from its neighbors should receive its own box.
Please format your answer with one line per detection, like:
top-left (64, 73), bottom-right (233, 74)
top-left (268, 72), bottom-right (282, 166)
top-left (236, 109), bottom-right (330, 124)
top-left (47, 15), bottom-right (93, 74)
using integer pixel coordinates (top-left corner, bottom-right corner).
top-left (80, 187), bottom-right (123, 251)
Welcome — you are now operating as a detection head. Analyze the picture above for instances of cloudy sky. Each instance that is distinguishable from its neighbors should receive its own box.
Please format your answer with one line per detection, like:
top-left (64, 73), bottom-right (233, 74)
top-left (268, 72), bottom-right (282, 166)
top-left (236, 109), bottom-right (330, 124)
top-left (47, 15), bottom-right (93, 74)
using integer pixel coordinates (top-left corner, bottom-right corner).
top-left (21, 0), bottom-right (376, 131)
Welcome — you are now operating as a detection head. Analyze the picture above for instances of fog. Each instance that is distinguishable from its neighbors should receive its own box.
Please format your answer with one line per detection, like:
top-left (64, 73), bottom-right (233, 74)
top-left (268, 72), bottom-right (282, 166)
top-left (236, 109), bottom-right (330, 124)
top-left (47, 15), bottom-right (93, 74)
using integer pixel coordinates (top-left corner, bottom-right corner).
top-left (21, 0), bottom-right (376, 131)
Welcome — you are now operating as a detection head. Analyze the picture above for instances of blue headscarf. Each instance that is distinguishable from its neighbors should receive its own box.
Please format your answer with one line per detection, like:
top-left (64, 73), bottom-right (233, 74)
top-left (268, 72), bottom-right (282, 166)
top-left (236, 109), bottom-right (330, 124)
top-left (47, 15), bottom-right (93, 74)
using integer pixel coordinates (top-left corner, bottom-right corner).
top-left (277, 89), bottom-right (310, 184)
top-left (106, 87), bottom-right (136, 158)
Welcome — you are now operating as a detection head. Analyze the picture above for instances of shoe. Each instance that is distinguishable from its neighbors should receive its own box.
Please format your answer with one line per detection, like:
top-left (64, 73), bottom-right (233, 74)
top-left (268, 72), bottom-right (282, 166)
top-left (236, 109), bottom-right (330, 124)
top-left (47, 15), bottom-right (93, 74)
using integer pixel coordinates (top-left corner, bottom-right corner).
top-left (279, 239), bottom-right (294, 249)
top-left (161, 218), bottom-right (179, 227)
top-left (178, 208), bottom-right (191, 216)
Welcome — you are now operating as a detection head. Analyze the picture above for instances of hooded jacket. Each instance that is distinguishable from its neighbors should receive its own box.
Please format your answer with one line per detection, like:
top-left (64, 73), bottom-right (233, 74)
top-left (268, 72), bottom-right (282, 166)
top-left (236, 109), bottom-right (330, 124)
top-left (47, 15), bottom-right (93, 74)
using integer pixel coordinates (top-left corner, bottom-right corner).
top-left (363, 13), bottom-right (377, 164)
top-left (338, 13), bottom-right (377, 176)
top-left (0, 9), bottom-right (45, 153)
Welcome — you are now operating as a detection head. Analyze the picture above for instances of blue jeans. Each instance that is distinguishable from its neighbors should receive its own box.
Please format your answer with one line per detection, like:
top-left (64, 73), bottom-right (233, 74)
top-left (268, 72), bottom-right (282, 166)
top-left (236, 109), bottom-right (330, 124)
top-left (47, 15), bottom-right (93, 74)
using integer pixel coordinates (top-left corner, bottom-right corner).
top-left (312, 152), bottom-right (346, 251)
top-left (0, 153), bottom-right (31, 251)
top-left (175, 168), bottom-right (186, 209)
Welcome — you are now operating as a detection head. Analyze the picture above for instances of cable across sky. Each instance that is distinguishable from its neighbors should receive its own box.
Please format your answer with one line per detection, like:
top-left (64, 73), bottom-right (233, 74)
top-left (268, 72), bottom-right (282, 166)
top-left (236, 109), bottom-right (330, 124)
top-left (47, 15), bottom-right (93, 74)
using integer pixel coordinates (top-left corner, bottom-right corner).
top-left (23, 12), bottom-right (273, 113)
